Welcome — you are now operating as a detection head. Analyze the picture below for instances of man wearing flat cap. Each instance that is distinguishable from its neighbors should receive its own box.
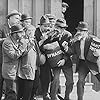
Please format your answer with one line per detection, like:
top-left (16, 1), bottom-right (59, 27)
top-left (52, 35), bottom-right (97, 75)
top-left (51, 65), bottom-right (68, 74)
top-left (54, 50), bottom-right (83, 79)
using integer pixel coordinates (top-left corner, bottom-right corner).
top-left (71, 21), bottom-right (100, 100)
top-left (2, 24), bottom-right (27, 100)
top-left (20, 13), bottom-right (40, 100)
top-left (34, 15), bottom-right (52, 100)
top-left (43, 18), bottom-right (73, 100)
top-left (0, 9), bottom-right (21, 99)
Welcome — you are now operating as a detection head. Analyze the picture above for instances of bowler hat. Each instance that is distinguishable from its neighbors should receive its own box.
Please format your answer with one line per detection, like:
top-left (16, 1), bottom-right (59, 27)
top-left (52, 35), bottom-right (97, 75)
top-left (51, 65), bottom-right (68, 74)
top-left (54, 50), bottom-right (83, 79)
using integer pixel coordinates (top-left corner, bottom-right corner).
top-left (76, 21), bottom-right (88, 31)
top-left (38, 15), bottom-right (50, 25)
top-left (20, 14), bottom-right (32, 21)
top-left (10, 24), bottom-right (24, 34)
top-left (62, 2), bottom-right (69, 7)
top-left (55, 18), bottom-right (68, 28)
top-left (6, 10), bottom-right (20, 19)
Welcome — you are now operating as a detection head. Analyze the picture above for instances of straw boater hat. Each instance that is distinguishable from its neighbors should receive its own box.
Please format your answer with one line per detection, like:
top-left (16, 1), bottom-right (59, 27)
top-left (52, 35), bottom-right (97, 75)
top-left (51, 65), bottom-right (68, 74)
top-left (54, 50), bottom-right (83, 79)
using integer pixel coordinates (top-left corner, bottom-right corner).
top-left (10, 24), bottom-right (24, 35)
top-left (20, 14), bottom-right (32, 21)
top-left (6, 10), bottom-right (20, 19)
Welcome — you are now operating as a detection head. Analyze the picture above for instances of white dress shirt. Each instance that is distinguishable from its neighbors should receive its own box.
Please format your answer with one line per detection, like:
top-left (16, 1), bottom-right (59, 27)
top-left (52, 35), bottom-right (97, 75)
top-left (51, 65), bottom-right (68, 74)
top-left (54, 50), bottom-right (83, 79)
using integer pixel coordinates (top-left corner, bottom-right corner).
top-left (79, 38), bottom-right (86, 60)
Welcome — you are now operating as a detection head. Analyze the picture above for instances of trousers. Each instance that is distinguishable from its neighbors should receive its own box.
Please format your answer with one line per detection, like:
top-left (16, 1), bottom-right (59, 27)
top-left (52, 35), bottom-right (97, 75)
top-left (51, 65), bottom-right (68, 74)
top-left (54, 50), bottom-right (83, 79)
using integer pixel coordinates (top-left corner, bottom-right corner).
top-left (50, 66), bottom-right (73, 100)
top-left (77, 59), bottom-right (90, 100)
top-left (4, 78), bottom-right (17, 100)
top-left (17, 76), bottom-right (34, 100)
top-left (0, 63), bottom-right (4, 100)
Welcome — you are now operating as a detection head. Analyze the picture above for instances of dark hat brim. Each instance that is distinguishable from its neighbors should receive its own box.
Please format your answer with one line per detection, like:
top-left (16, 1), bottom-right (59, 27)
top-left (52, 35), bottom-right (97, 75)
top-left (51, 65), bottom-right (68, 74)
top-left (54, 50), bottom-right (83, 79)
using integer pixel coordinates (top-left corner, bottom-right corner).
top-left (20, 17), bottom-right (32, 21)
top-left (38, 22), bottom-right (50, 25)
top-left (10, 28), bottom-right (24, 34)
top-left (55, 23), bottom-right (68, 28)
top-left (6, 13), bottom-right (20, 19)
top-left (76, 27), bottom-right (88, 31)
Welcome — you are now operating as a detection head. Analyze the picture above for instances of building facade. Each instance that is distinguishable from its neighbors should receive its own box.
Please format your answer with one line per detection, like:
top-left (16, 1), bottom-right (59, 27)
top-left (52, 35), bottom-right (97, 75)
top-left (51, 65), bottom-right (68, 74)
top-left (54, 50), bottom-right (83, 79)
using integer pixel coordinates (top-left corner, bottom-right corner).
top-left (0, 0), bottom-right (100, 37)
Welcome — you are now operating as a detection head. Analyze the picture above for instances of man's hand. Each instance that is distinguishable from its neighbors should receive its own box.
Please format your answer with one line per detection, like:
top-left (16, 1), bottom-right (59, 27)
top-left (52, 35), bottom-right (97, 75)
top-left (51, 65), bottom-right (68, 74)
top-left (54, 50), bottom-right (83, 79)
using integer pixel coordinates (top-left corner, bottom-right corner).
top-left (18, 38), bottom-right (28, 52)
top-left (62, 41), bottom-right (68, 52)
top-left (39, 35), bottom-right (49, 46)
top-left (57, 59), bottom-right (65, 67)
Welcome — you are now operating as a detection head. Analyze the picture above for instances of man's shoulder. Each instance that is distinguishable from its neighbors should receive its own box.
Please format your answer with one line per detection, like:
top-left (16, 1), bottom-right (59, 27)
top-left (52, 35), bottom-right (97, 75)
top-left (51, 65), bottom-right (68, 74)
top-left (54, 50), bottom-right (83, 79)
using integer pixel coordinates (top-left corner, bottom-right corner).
top-left (63, 30), bottom-right (72, 37)
top-left (3, 37), bottom-right (11, 45)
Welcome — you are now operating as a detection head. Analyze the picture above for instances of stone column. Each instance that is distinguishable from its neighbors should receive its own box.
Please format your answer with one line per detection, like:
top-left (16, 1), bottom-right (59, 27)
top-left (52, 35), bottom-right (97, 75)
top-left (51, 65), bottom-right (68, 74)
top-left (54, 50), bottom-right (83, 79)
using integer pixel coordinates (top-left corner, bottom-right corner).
top-left (84, 0), bottom-right (94, 34)
top-left (97, 0), bottom-right (100, 38)
top-left (44, 0), bottom-right (62, 19)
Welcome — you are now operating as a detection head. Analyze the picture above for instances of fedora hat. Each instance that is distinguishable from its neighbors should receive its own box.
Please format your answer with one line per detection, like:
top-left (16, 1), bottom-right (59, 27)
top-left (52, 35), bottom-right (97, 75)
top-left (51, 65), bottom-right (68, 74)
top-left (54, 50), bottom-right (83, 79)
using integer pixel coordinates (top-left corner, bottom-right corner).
top-left (55, 18), bottom-right (68, 28)
top-left (10, 24), bottom-right (24, 34)
top-left (38, 15), bottom-right (50, 25)
top-left (76, 21), bottom-right (88, 31)
top-left (6, 10), bottom-right (20, 19)
top-left (20, 14), bottom-right (32, 21)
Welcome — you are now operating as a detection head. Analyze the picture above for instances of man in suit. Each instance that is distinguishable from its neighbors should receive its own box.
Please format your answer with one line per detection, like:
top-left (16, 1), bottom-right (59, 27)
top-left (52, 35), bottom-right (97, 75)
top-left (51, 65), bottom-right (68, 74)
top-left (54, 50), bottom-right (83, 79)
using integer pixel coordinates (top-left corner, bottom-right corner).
top-left (2, 24), bottom-right (26, 100)
top-left (35, 15), bottom-right (51, 100)
top-left (20, 13), bottom-right (39, 100)
top-left (44, 18), bottom-right (73, 100)
top-left (0, 10), bottom-right (21, 99)
top-left (71, 21), bottom-right (100, 100)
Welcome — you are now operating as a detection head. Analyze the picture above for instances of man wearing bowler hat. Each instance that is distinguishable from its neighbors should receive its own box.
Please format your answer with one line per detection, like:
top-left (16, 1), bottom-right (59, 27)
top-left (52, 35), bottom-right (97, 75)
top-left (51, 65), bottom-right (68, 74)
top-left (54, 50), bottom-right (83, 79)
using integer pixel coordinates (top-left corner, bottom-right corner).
top-left (20, 13), bottom-right (36, 39)
top-left (0, 9), bottom-right (21, 99)
top-left (2, 24), bottom-right (26, 100)
top-left (21, 13), bottom-right (35, 29)
top-left (71, 21), bottom-right (100, 100)
top-left (20, 13), bottom-right (40, 100)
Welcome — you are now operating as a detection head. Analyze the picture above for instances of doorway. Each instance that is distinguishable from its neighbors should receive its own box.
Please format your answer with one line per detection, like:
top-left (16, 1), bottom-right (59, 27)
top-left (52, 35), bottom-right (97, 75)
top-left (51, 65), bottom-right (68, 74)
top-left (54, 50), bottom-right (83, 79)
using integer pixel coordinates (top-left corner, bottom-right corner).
top-left (62, 0), bottom-right (84, 35)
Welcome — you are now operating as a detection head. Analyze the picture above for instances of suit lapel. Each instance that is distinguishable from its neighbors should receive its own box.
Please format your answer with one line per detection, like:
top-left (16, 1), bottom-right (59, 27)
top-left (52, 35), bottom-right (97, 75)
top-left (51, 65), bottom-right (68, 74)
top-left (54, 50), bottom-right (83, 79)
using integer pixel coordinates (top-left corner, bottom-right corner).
top-left (75, 41), bottom-right (81, 56)
top-left (84, 37), bottom-right (92, 58)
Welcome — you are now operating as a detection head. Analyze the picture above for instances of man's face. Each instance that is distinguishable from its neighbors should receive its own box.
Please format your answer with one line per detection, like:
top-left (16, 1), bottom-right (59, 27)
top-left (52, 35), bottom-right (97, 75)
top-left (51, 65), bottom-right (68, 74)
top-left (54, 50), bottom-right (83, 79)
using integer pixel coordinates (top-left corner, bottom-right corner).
top-left (16, 31), bottom-right (25, 40)
top-left (49, 19), bottom-right (56, 29)
top-left (40, 24), bottom-right (50, 32)
top-left (77, 30), bottom-right (88, 39)
top-left (54, 26), bottom-right (63, 33)
top-left (62, 6), bottom-right (67, 13)
top-left (23, 19), bottom-right (32, 27)
top-left (9, 15), bottom-right (20, 26)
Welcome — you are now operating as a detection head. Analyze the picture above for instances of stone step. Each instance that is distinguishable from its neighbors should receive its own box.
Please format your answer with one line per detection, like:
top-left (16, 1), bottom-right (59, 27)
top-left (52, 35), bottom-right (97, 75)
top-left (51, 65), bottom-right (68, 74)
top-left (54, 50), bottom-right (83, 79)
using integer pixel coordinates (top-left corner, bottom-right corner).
top-left (60, 73), bottom-right (78, 86)
top-left (60, 73), bottom-right (94, 94)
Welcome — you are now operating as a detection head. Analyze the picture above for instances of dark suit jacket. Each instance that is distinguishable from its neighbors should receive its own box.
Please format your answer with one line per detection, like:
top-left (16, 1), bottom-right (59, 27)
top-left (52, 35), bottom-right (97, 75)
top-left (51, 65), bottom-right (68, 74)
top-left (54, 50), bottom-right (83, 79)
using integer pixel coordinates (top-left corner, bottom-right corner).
top-left (0, 23), bottom-right (10, 64)
top-left (2, 37), bottom-right (23, 80)
top-left (72, 35), bottom-right (92, 71)
top-left (35, 27), bottom-right (72, 68)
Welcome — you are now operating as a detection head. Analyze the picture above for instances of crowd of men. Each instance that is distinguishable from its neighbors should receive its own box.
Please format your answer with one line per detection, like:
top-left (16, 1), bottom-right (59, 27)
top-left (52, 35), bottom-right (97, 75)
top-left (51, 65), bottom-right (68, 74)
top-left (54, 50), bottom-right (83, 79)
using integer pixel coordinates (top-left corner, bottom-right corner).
top-left (0, 2), bottom-right (100, 100)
